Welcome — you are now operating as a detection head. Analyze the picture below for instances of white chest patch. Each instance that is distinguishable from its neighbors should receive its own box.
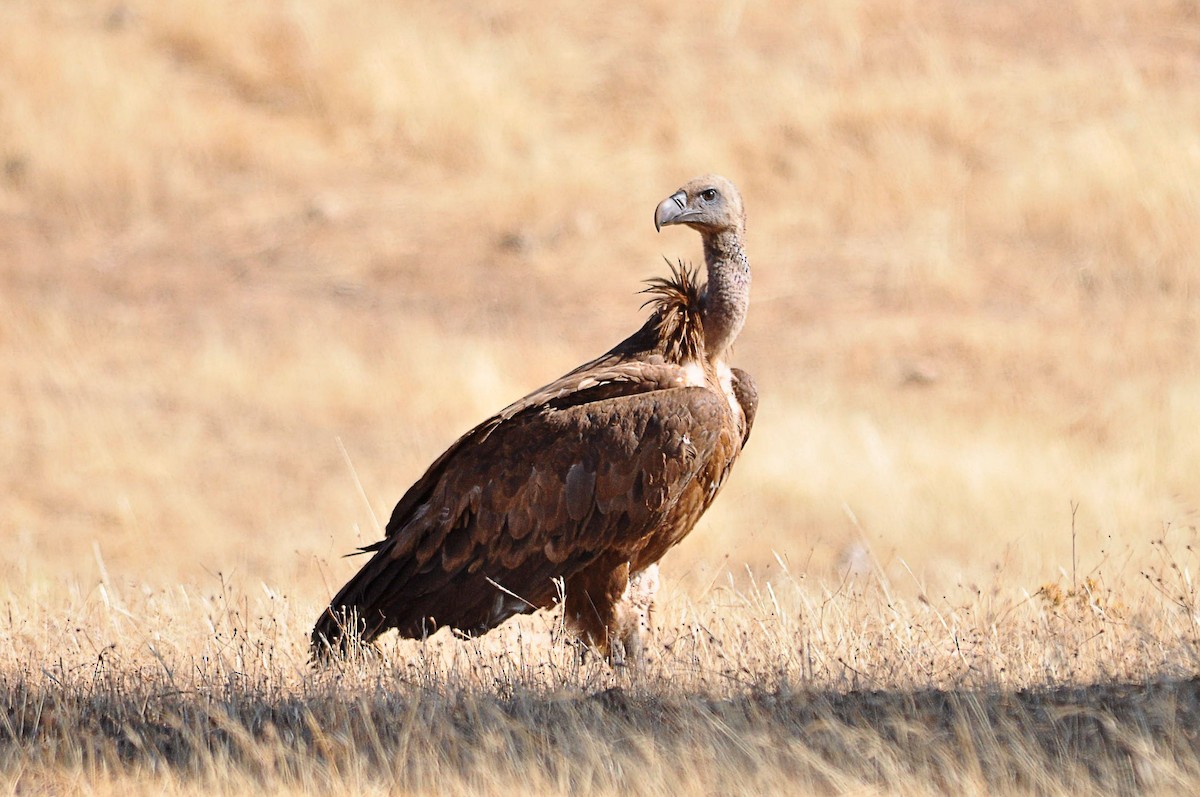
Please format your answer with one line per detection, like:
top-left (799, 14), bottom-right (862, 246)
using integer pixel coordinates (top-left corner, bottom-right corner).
top-left (681, 362), bottom-right (706, 387)
top-left (716, 362), bottom-right (740, 418)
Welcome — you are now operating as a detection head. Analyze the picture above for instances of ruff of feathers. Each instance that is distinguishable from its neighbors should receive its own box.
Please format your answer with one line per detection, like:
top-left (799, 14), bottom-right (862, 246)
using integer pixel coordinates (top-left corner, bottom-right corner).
top-left (639, 260), bottom-right (706, 365)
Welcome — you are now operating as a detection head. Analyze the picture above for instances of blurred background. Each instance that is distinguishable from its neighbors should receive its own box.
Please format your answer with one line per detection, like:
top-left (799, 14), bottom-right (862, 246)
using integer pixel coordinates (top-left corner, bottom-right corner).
top-left (2, 0), bottom-right (1198, 604)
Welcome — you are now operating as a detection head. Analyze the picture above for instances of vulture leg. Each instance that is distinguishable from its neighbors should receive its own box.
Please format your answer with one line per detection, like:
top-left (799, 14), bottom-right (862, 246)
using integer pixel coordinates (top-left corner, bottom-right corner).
top-left (616, 563), bottom-right (659, 664)
top-left (564, 557), bottom-right (631, 661)
top-left (564, 559), bottom-right (660, 666)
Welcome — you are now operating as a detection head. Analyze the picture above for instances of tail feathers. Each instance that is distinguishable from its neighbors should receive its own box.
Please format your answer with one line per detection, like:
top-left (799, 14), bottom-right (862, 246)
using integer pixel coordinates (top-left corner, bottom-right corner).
top-left (310, 559), bottom-right (401, 660)
top-left (310, 604), bottom-right (372, 661)
top-left (310, 553), bottom-right (443, 660)
top-left (310, 545), bottom-right (554, 661)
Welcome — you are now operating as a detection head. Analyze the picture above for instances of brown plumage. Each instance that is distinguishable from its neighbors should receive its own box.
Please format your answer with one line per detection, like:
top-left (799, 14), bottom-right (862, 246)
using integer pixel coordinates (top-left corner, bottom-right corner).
top-left (312, 175), bottom-right (757, 661)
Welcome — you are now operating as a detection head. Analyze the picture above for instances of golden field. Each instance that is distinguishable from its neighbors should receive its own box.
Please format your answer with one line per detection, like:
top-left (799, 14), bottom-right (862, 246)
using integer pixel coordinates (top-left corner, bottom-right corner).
top-left (2, 0), bottom-right (1200, 793)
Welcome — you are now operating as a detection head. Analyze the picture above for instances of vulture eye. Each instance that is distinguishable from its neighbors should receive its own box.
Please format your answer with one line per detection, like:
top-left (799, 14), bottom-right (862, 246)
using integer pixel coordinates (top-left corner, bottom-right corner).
top-left (700, 189), bottom-right (719, 202)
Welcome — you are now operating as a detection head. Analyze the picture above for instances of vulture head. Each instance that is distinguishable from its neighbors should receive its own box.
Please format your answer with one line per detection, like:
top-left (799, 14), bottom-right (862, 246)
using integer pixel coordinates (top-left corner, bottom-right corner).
top-left (653, 174), bottom-right (744, 236)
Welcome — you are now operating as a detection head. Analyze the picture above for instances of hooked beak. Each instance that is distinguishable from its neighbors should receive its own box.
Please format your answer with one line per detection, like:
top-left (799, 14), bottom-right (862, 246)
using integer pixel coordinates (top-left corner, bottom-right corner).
top-left (654, 190), bottom-right (693, 231)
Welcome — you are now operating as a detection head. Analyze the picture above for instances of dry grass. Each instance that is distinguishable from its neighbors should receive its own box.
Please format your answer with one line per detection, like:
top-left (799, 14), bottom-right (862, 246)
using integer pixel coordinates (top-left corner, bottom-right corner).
top-left (3, 0), bottom-right (1200, 793)
top-left (5, 552), bottom-right (1200, 796)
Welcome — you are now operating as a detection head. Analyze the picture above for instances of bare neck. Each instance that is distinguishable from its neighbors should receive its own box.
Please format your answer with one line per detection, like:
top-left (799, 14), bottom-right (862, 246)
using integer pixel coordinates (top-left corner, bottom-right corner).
top-left (700, 228), bottom-right (750, 363)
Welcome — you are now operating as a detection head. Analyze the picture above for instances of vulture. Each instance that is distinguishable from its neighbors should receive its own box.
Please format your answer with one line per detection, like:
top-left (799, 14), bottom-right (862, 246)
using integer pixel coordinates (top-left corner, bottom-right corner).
top-left (312, 175), bottom-right (756, 662)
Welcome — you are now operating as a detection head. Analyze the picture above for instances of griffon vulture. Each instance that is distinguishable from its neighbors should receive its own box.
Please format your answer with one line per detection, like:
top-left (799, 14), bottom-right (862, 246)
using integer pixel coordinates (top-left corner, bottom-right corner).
top-left (312, 175), bottom-right (756, 662)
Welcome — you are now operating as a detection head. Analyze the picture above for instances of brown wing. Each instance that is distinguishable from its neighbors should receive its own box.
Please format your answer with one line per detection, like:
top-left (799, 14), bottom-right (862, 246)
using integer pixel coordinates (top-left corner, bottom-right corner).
top-left (730, 367), bottom-right (758, 445)
top-left (629, 367), bottom-right (757, 572)
top-left (311, 363), bottom-right (727, 655)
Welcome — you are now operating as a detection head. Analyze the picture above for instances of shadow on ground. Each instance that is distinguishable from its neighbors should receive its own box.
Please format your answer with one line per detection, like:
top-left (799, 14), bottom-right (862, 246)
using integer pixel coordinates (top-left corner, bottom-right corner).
top-left (3, 674), bottom-right (1197, 794)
